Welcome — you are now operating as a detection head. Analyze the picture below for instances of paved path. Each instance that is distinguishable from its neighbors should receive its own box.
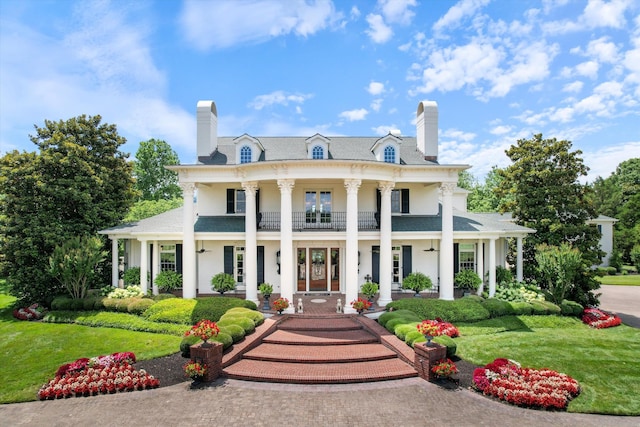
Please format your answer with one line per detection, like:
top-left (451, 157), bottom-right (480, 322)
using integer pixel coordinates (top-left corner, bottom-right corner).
top-left (1, 378), bottom-right (638, 427)
top-left (598, 284), bottom-right (640, 328)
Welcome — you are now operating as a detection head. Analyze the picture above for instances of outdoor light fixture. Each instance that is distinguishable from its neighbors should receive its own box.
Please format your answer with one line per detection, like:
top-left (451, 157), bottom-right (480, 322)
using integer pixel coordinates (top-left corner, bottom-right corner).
top-left (276, 250), bottom-right (281, 274)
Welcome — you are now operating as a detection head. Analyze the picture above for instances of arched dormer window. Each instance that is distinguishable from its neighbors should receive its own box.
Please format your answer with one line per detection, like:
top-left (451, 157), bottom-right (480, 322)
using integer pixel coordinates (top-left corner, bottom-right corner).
top-left (384, 145), bottom-right (396, 163)
top-left (312, 145), bottom-right (324, 159)
top-left (240, 146), bottom-right (252, 164)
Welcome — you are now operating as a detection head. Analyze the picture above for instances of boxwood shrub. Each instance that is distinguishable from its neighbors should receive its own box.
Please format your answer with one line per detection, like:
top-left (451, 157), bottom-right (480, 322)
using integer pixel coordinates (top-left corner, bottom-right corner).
top-left (530, 300), bottom-right (550, 315)
top-left (190, 297), bottom-right (257, 324)
top-left (509, 301), bottom-right (533, 315)
top-left (180, 335), bottom-right (201, 357)
top-left (142, 298), bottom-right (197, 324)
top-left (51, 296), bottom-right (73, 310)
top-left (42, 310), bottom-right (187, 335)
top-left (386, 298), bottom-right (490, 323)
top-left (433, 335), bottom-right (457, 358)
top-left (404, 330), bottom-right (424, 347)
top-left (393, 323), bottom-right (420, 341)
top-left (560, 299), bottom-right (583, 316)
top-left (221, 309), bottom-right (264, 326)
top-left (127, 298), bottom-right (156, 315)
top-left (216, 317), bottom-right (256, 333)
top-left (212, 332), bottom-right (233, 350)
top-left (482, 298), bottom-right (515, 318)
top-left (378, 309), bottom-right (420, 327)
top-left (219, 325), bottom-right (246, 343)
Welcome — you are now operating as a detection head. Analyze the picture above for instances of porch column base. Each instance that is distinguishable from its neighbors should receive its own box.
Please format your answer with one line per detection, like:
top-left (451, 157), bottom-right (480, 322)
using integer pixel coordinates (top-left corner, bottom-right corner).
top-left (376, 297), bottom-right (392, 308)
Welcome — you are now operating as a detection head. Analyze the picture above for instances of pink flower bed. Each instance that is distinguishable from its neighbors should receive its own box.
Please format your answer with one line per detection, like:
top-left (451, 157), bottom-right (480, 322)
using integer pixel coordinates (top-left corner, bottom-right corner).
top-left (12, 303), bottom-right (46, 321)
top-left (473, 358), bottom-right (580, 410)
top-left (37, 352), bottom-right (159, 400)
top-left (581, 308), bottom-right (622, 329)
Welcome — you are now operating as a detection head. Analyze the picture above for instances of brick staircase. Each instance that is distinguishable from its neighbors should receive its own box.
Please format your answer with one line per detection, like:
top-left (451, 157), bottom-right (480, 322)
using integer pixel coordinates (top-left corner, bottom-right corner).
top-left (222, 315), bottom-right (418, 384)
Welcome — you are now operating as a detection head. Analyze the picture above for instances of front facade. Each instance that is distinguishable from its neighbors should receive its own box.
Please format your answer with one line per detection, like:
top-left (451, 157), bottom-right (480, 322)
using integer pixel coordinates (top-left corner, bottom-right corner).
top-left (101, 100), bottom-right (534, 313)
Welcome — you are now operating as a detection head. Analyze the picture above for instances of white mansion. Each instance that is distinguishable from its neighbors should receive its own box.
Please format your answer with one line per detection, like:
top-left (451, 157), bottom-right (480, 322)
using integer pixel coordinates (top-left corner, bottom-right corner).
top-left (101, 100), bottom-right (536, 313)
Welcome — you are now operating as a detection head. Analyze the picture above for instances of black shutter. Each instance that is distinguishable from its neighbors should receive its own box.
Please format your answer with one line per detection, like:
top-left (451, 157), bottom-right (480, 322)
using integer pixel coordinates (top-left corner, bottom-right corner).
top-left (224, 246), bottom-right (234, 275)
top-left (454, 243), bottom-right (459, 275)
top-left (257, 246), bottom-right (264, 286)
top-left (402, 245), bottom-right (412, 278)
top-left (176, 244), bottom-right (183, 274)
top-left (226, 189), bottom-right (235, 214)
top-left (401, 189), bottom-right (410, 213)
top-left (372, 246), bottom-right (380, 283)
top-left (149, 244), bottom-right (153, 288)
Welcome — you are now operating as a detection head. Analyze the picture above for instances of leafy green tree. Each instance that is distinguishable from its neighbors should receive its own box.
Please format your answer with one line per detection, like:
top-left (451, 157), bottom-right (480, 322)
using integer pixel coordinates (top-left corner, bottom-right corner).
top-left (49, 235), bottom-right (107, 299)
top-left (133, 139), bottom-right (181, 201)
top-left (459, 166), bottom-right (508, 212)
top-left (124, 198), bottom-right (183, 222)
top-left (0, 115), bottom-right (135, 304)
top-left (496, 134), bottom-right (602, 306)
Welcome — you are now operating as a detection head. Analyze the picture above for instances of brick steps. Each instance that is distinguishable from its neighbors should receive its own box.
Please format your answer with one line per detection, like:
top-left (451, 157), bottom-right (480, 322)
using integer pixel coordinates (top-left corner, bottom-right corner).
top-left (222, 315), bottom-right (418, 384)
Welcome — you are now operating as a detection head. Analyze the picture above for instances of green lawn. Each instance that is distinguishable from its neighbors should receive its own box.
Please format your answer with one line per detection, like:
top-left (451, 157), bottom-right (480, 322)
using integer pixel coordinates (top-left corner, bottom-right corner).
top-left (596, 274), bottom-right (640, 286)
top-left (0, 291), bottom-right (181, 403)
top-left (456, 315), bottom-right (640, 415)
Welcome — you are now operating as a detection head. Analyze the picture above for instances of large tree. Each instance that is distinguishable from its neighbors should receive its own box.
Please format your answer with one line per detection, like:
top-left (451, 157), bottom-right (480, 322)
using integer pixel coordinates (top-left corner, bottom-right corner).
top-left (496, 134), bottom-right (602, 306)
top-left (458, 166), bottom-right (508, 212)
top-left (0, 115), bottom-right (136, 304)
top-left (133, 138), bottom-right (181, 201)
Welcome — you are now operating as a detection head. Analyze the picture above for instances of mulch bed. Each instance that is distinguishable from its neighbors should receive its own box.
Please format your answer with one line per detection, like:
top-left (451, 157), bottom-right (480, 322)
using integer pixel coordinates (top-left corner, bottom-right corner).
top-left (134, 352), bottom-right (479, 390)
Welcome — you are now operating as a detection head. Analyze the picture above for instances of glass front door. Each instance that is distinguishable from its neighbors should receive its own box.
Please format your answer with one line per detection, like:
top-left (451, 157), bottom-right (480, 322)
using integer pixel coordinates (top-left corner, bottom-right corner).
top-left (309, 248), bottom-right (327, 291)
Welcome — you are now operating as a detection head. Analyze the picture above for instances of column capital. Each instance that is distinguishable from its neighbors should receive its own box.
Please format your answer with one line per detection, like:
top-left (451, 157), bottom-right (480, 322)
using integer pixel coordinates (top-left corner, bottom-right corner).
top-left (378, 181), bottom-right (395, 194)
top-left (439, 182), bottom-right (456, 195)
top-left (277, 179), bottom-right (295, 193)
top-left (241, 181), bottom-right (259, 195)
top-left (344, 179), bottom-right (362, 194)
top-left (179, 182), bottom-right (196, 195)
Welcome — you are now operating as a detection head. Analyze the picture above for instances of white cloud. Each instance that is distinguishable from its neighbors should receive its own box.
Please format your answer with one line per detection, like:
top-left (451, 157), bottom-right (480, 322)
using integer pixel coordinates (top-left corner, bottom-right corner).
top-left (543, 0), bottom-right (633, 34)
top-left (248, 91), bottom-right (313, 110)
top-left (586, 37), bottom-right (619, 63)
top-left (179, 0), bottom-right (341, 50)
top-left (441, 128), bottom-right (476, 142)
top-left (582, 141), bottom-right (640, 181)
top-left (563, 81), bottom-right (584, 93)
top-left (575, 61), bottom-right (600, 79)
top-left (367, 81), bottom-right (385, 95)
top-left (372, 124), bottom-right (399, 136)
top-left (350, 6), bottom-right (361, 19)
top-left (433, 0), bottom-right (490, 34)
top-left (379, 0), bottom-right (417, 25)
top-left (339, 108), bottom-right (368, 121)
top-left (490, 125), bottom-right (512, 135)
top-left (365, 13), bottom-right (393, 43)
top-left (370, 98), bottom-right (383, 112)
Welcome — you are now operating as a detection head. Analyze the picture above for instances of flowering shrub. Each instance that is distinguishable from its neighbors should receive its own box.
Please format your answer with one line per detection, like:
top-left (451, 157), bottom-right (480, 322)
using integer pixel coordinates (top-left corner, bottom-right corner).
top-left (272, 297), bottom-right (289, 312)
top-left (184, 361), bottom-right (207, 379)
top-left (107, 285), bottom-right (143, 299)
top-left (493, 282), bottom-right (545, 303)
top-left (37, 352), bottom-right (159, 400)
top-left (416, 318), bottom-right (459, 338)
top-left (12, 303), bottom-right (46, 321)
top-left (351, 298), bottom-right (372, 311)
top-left (472, 358), bottom-right (580, 410)
top-left (185, 319), bottom-right (220, 342)
top-left (431, 358), bottom-right (458, 378)
top-left (581, 308), bottom-right (622, 329)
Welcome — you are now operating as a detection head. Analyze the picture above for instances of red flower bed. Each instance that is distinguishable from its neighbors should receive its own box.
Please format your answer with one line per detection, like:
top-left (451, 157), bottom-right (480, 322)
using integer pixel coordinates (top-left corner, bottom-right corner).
top-left (417, 318), bottom-right (460, 338)
top-left (12, 303), bottom-right (46, 321)
top-left (581, 308), bottom-right (622, 329)
top-left (37, 352), bottom-right (159, 400)
top-left (472, 358), bottom-right (580, 410)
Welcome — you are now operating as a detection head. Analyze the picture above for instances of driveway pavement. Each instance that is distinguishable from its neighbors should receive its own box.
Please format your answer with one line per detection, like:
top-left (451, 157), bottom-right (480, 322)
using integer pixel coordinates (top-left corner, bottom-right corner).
top-left (598, 284), bottom-right (640, 328)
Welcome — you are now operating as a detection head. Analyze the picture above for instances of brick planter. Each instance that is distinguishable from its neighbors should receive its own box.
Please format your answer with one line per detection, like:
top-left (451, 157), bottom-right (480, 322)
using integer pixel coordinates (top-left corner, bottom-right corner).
top-left (190, 341), bottom-right (223, 382)
top-left (414, 342), bottom-right (446, 382)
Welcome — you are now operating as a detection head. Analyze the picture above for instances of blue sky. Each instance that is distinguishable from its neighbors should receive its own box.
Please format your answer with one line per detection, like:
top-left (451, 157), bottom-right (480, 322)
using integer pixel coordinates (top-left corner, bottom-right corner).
top-left (1, 0), bottom-right (638, 183)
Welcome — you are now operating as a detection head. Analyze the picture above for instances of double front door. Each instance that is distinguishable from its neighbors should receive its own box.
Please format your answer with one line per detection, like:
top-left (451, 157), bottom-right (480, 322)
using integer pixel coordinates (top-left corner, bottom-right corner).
top-left (297, 247), bottom-right (340, 292)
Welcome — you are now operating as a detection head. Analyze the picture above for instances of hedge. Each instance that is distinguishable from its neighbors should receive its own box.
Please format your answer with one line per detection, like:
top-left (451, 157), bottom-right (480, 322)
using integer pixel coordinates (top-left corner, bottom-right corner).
top-left (386, 298), bottom-right (490, 323)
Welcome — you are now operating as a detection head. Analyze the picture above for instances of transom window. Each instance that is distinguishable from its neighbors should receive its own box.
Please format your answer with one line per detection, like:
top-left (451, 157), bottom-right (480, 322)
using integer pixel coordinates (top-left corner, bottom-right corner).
top-left (160, 244), bottom-right (176, 271)
top-left (240, 146), bottom-right (252, 164)
top-left (312, 145), bottom-right (324, 159)
top-left (459, 243), bottom-right (476, 271)
top-left (384, 145), bottom-right (396, 163)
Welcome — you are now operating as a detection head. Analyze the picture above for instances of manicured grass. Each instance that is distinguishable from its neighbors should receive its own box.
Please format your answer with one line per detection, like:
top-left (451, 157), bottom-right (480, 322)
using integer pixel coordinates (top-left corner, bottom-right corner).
top-left (596, 274), bottom-right (640, 286)
top-left (456, 315), bottom-right (640, 415)
top-left (0, 292), bottom-right (181, 404)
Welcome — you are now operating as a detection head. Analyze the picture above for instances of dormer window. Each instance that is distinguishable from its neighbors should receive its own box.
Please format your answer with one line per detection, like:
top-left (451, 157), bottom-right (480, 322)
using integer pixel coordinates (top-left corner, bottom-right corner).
top-left (306, 134), bottom-right (330, 159)
top-left (384, 145), bottom-right (396, 163)
top-left (240, 146), bottom-right (252, 164)
top-left (312, 145), bottom-right (324, 159)
top-left (234, 134), bottom-right (263, 164)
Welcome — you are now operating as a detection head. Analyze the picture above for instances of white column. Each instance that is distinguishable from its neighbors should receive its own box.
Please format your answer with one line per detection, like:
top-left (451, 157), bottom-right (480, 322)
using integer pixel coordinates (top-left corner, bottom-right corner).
top-left (439, 182), bottom-right (456, 300)
top-left (516, 236), bottom-right (524, 283)
top-left (344, 179), bottom-right (361, 313)
top-left (111, 237), bottom-right (119, 288)
top-left (278, 179), bottom-right (295, 313)
top-left (476, 239), bottom-right (484, 295)
top-left (243, 182), bottom-right (259, 305)
top-left (181, 183), bottom-right (197, 299)
top-left (489, 237), bottom-right (497, 297)
top-left (139, 239), bottom-right (148, 295)
top-left (152, 240), bottom-right (159, 295)
top-left (378, 181), bottom-right (394, 307)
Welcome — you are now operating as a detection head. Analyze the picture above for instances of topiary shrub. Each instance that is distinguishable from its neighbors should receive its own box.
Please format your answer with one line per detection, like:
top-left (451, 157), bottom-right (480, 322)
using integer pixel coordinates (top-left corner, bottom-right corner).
top-left (404, 330), bottom-right (425, 347)
top-left (221, 309), bottom-right (264, 326)
top-left (393, 323), bottom-right (420, 341)
top-left (180, 335), bottom-right (201, 357)
top-left (536, 300), bottom-right (561, 315)
top-left (190, 297), bottom-right (257, 323)
top-left (216, 317), bottom-right (255, 334)
top-left (560, 299), bottom-right (583, 316)
top-left (219, 324), bottom-right (246, 343)
top-left (116, 297), bottom-right (137, 313)
top-left (51, 296), bottom-right (73, 311)
top-left (433, 335), bottom-right (457, 358)
top-left (142, 298), bottom-right (196, 324)
top-left (81, 297), bottom-right (97, 310)
top-left (101, 297), bottom-right (120, 311)
top-left (482, 298), bottom-right (515, 318)
top-left (386, 317), bottom-right (416, 333)
top-left (530, 300), bottom-right (550, 315)
top-left (210, 272), bottom-right (236, 295)
top-left (386, 298), bottom-right (490, 323)
top-left (211, 332), bottom-right (233, 350)
top-left (378, 309), bottom-right (419, 327)
top-left (153, 293), bottom-right (177, 301)
top-left (463, 294), bottom-right (484, 302)
top-left (509, 301), bottom-right (533, 315)
top-left (127, 298), bottom-right (156, 315)
top-left (401, 272), bottom-right (433, 296)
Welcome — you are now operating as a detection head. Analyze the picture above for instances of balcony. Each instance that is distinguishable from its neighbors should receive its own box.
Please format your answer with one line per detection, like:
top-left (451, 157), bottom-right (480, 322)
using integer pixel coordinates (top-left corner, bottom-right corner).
top-left (258, 212), bottom-right (379, 231)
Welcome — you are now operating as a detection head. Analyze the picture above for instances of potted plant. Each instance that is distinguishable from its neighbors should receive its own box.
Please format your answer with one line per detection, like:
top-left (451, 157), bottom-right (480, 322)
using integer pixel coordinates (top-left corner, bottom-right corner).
top-left (431, 358), bottom-right (458, 379)
top-left (210, 272), bottom-right (235, 295)
top-left (184, 319), bottom-right (220, 346)
top-left (402, 272), bottom-right (433, 297)
top-left (454, 269), bottom-right (482, 295)
top-left (154, 270), bottom-right (182, 293)
top-left (350, 298), bottom-right (372, 314)
top-left (416, 319), bottom-right (441, 346)
top-left (184, 361), bottom-right (207, 381)
top-left (360, 281), bottom-right (379, 310)
top-left (272, 297), bottom-right (289, 314)
top-left (259, 283), bottom-right (273, 310)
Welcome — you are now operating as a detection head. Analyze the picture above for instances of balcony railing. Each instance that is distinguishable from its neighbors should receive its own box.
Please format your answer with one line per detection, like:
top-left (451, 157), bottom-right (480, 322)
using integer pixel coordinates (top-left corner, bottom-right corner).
top-left (258, 212), bottom-right (379, 231)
